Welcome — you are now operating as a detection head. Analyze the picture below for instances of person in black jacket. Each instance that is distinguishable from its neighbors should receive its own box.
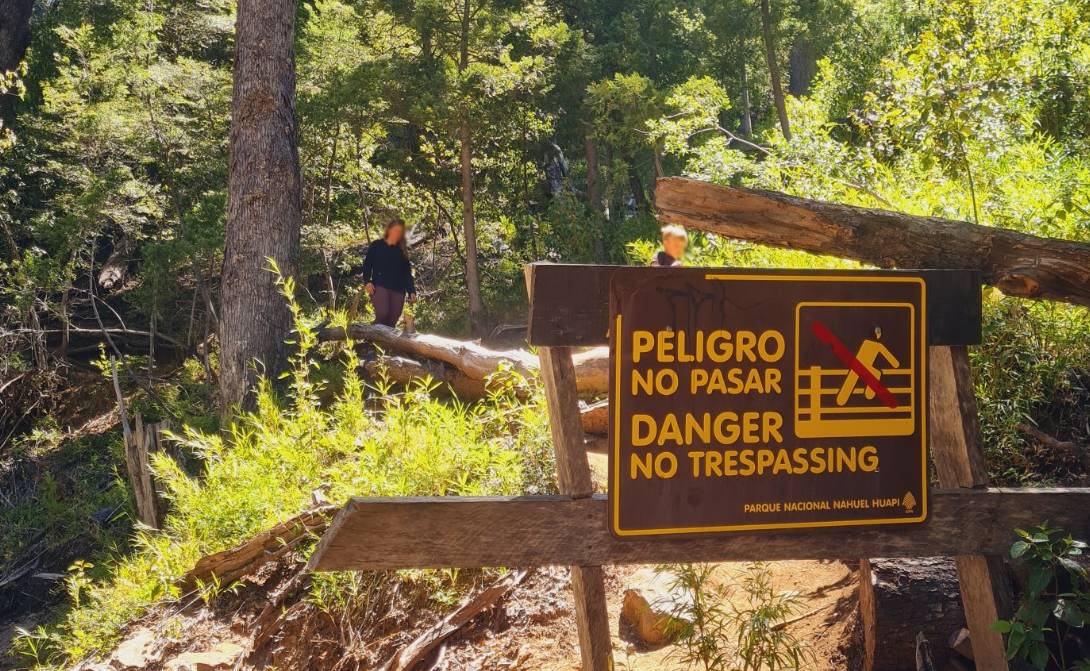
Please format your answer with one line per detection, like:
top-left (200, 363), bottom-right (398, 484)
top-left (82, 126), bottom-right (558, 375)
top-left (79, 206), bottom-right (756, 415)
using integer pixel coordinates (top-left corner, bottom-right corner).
top-left (359, 218), bottom-right (416, 327)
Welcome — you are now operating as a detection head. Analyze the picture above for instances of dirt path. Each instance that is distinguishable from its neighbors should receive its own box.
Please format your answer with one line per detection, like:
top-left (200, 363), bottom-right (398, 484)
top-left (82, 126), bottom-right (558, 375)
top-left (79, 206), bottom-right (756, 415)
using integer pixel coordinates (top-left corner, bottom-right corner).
top-left (429, 450), bottom-right (864, 670)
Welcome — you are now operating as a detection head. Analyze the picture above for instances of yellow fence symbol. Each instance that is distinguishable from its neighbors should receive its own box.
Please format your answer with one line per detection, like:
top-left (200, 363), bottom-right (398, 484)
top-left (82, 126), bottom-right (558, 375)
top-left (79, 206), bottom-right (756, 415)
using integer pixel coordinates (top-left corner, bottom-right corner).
top-left (795, 302), bottom-right (916, 439)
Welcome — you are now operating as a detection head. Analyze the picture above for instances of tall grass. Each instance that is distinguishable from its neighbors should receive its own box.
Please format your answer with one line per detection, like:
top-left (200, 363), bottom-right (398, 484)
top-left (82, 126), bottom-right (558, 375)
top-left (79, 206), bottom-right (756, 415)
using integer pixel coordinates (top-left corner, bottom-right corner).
top-left (13, 276), bottom-right (555, 667)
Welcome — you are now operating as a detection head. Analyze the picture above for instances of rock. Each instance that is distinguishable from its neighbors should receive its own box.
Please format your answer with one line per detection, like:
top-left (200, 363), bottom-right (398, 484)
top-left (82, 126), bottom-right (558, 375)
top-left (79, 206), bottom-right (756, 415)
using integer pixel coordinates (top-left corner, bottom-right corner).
top-left (111, 629), bottom-right (160, 669)
top-left (619, 568), bottom-right (691, 647)
top-left (166, 641), bottom-right (245, 671)
top-left (948, 627), bottom-right (973, 661)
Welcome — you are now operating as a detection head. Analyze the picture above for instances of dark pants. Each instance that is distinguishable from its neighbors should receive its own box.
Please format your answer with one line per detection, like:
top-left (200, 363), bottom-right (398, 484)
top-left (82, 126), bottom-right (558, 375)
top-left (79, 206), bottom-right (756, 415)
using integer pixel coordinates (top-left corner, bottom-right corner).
top-left (372, 286), bottom-right (406, 327)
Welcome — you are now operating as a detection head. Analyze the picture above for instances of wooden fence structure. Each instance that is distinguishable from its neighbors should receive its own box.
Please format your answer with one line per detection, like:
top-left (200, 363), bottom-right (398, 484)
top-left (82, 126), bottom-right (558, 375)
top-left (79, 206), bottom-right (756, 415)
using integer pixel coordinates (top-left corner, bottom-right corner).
top-left (310, 177), bottom-right (1090, 670)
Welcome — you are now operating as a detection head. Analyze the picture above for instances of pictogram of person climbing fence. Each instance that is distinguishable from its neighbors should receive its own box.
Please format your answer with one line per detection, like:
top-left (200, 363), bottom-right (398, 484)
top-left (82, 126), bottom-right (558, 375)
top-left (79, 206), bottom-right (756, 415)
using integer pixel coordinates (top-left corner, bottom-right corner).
top-left (794, 302), bottom-right (917, 439)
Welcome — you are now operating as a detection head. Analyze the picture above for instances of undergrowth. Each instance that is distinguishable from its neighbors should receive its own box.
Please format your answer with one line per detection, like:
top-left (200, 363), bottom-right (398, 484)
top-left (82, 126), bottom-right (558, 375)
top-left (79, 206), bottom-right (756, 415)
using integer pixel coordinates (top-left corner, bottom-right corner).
top-left (12, 275), bottom-right (556, 668)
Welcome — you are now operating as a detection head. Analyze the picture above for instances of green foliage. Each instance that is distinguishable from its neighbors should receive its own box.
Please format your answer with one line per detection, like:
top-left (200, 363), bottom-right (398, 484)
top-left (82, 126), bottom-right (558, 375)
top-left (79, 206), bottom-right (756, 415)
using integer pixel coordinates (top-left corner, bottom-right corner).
top-left (993, 524), bottom-right (1090, 669)
top-left (657, 562), bottom-right (812, 671)
top-left (12, 285), bottom-right (555, 666)
top-left (972, 296), bottom-right (1090, 483)
top-left (660, 563), bottom-right (734, 671)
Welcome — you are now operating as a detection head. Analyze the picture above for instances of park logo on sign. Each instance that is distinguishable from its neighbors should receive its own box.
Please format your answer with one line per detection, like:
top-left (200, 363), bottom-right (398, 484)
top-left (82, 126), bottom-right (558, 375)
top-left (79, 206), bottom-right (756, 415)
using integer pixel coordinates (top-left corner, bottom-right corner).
top-left (608, 269), bottom-right (927, 537)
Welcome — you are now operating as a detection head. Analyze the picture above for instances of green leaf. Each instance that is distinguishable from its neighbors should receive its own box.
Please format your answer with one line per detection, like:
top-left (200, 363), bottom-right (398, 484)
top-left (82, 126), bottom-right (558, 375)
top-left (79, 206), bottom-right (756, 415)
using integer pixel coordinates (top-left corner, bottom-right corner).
top-left (1029, 642), bottom-right (1049, 669)
top-left (1011, 540), bottom-right (1031, 558)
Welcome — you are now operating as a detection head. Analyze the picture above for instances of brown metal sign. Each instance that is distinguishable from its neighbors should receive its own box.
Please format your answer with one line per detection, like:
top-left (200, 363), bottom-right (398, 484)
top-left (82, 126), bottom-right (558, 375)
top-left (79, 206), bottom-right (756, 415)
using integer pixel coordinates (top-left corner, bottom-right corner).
top-left (609, 269), bottom-right (928, 537)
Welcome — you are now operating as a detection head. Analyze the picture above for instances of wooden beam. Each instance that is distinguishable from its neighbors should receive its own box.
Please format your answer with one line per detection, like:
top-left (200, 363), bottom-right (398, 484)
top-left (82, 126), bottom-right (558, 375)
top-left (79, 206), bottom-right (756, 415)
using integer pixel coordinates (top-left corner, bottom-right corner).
top-left (306, 489), bottom-right (1090, 571)
top-left (526, 264), bottom-right (981, 347)
top-left (929, 345), bottom-right (1012, 671)
top-left (655, 177), bottom-right (1090, 307)
top-left (525, 265), bottom-right (614, 671)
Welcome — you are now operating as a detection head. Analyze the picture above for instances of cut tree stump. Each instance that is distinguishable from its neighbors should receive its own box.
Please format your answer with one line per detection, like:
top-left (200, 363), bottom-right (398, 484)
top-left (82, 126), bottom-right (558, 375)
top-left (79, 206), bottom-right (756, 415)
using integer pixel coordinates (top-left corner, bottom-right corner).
top-left (124, 414), bottom-right (171, 529)
top-left (859, 558), bottom-right (965, 671)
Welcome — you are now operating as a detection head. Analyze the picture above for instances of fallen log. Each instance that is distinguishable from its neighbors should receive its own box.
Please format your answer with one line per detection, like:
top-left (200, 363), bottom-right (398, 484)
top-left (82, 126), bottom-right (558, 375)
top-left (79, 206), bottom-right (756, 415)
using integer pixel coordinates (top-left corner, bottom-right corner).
top-left (320, 323), bottom-right (537, 379)
top-left (655, 176), bottom-right (1090, 307)
top-left (379, 569), bottom-right (530, 671)
top-left (859, 558), bottom-right (965, 671)
top-left (581, 399), bottom-right (608, 435)
top-left (320, 324), bottom-right (609, 394)
top-left (180, 505), bottom-right (335, 592)
top-left (363, 355), bottom-right (486, 399)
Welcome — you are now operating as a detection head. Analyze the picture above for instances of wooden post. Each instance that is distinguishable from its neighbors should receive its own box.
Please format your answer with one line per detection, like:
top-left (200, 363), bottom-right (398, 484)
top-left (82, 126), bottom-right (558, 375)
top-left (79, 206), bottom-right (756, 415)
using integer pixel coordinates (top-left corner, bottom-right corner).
top-left (929, 345), bottom-right (1012, 671)
top-left (526, 266), bottom-right (614, 671)
top-left (124, 414), bottom-right (169, 529)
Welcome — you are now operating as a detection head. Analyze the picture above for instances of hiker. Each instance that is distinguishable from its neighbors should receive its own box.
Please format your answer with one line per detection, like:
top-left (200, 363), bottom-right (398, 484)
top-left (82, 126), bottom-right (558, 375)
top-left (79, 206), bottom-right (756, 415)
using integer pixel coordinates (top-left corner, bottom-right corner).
top-left (359, 217), bottom-right (417, 327)
top-left (651, 225), bottom-right (688, 267)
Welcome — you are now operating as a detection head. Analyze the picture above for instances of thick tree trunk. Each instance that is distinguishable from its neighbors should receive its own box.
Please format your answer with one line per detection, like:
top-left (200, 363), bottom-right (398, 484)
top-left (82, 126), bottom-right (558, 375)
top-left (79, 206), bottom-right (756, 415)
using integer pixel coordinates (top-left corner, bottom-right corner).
top-left (459, 0), bottom-right (484, 335)
top-left (655, 177), bottom-right (1090, 306)
top-left (220, 0), bottom-right (302, 413)
top-left (788, 38), bottom-right (817, 96)
top-left (0, 0), bottom-right (33, 74)
top-left (859, 558), bottom-right (966, 671)
top-left (758, 0), bottom-right (791, 140)
top-left (0, 0), bottom-right (34, 122)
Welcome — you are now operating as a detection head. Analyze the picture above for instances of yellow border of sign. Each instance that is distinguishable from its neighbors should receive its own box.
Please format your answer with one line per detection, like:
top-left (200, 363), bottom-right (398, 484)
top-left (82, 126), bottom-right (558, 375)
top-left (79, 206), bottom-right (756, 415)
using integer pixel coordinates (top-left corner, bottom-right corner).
top-left (611, 273), bottom-right (927, 537)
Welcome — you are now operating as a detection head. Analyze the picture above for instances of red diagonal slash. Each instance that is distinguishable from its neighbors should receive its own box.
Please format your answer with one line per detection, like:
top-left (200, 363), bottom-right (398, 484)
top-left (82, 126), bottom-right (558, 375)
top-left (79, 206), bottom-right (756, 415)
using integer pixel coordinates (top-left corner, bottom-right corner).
top-left (810, 320), bottom-right (899, 409)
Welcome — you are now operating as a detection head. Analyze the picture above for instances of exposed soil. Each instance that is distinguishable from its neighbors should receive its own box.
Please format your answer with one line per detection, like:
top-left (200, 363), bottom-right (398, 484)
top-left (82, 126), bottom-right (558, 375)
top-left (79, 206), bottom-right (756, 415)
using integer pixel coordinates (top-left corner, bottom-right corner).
top-left (427, 560), bottom-right (861, 671)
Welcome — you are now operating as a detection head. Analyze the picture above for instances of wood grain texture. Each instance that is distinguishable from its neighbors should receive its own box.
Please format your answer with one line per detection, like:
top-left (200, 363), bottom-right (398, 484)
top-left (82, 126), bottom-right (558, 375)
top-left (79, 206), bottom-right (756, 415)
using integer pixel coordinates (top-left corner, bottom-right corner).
top-left (306, 489), bottom-right (1090, 571)
top-left (929, 345), bottom-right (1010, 671)
top-left (220, 0), bottom-right (302, 410)
top-left (526, 263), bottom-right (981, 347)
top-left (929, 346), bottom-right (989, 488)
top-left (319, 323), bottom-right (608, 394)
top-left (655, 177), bottom-right (1090, 306)
top-left (525, 262), bottom-right (613, 670)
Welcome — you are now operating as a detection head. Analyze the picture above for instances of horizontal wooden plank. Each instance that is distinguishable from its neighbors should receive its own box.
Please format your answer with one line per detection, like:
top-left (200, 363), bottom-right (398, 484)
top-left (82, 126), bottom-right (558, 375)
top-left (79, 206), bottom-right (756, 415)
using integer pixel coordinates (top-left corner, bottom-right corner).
top-left (308, 488), bottom-right (1090, 571)
top-left (526, 264), bottom-right (981, 347)
top-left (656, 177), bottom-right (1090, 307)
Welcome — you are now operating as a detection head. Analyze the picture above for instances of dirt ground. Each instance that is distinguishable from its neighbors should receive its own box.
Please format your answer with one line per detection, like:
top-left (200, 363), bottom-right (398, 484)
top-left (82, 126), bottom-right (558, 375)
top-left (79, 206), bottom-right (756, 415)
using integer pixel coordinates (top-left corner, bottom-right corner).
top-left (425, 560), bottom-right (861, 670)
top-left (426, 450), bottom-right (864, 670)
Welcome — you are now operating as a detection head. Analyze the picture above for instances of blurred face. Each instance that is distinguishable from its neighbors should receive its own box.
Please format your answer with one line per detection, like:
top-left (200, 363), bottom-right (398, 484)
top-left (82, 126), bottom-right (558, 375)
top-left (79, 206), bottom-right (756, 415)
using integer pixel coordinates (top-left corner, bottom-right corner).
top-left (663, 234), bottom-right (687, 260)
top-left (385, 223), bottom-right (405, 245)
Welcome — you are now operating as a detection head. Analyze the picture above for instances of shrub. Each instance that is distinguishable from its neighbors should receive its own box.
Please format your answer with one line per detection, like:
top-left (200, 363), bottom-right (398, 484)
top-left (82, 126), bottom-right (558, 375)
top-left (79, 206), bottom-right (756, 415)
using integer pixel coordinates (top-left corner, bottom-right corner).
top-left (13, 279), bottom-right (555, 667)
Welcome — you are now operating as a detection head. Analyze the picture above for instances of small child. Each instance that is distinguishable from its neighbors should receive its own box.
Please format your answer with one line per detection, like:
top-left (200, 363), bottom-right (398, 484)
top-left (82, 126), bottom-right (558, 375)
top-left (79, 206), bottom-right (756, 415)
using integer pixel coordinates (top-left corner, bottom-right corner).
top-left (651, 225), bottom-right (688, 267)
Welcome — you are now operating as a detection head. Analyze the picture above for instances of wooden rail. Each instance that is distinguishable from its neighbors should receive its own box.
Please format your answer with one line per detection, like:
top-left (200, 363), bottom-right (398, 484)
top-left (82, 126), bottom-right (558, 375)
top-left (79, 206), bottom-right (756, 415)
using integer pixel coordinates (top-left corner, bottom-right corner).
top-left (656, 176), bottom-right (1090, 307)
top-left (307, 488), bottom-right (1090, 571)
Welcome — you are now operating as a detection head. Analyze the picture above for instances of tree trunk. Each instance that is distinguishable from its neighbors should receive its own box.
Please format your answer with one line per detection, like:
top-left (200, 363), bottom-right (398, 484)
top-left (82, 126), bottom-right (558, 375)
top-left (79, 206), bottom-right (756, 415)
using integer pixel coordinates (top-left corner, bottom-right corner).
top-left (655, 176), bottom-right (1090, 306)
top-left (758, 0), bottom-right (791, 140)
top-left (629, 169), bottom-right (648, 212)
top-left (459, 0), bottom-right (484, 335)
top-left (859, 558), bottom-right (966, 671)
top-left (788, 38), bottom-right (817, 96)
top-left (220, 0), bottom-right (302, 413)
top-left (0, 0), bottom-right (34, 122)
top-left (584, 130), bottom-right (605, 261)
top-left (739, 59), bottom-right (753, 136)
top-left (0, 0), bottom-right (33, 74)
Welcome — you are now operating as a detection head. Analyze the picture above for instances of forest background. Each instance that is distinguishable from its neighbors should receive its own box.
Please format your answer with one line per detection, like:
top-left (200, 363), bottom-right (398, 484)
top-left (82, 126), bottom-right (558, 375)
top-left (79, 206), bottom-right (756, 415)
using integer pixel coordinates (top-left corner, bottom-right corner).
top-left (1, 0), bottom-right (1090, 667)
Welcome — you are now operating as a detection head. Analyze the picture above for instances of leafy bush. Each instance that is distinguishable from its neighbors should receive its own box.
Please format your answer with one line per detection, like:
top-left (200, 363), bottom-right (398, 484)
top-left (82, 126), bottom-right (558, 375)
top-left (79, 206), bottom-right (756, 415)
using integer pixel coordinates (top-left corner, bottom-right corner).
top-left (994, 524), bottom-right (1090, 670)
top-left (13, 282), bottom-right (555, 666)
